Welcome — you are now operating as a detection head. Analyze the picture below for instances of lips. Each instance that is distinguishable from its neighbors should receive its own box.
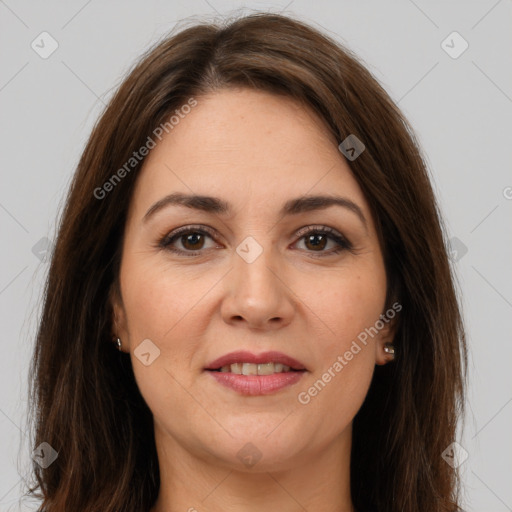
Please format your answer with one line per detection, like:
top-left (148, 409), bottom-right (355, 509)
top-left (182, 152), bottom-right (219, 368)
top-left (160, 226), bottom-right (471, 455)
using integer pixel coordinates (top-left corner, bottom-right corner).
top-left (204, 350), bottom-right (307, 372)
top-left (204, 350), bottom-right (308, 395)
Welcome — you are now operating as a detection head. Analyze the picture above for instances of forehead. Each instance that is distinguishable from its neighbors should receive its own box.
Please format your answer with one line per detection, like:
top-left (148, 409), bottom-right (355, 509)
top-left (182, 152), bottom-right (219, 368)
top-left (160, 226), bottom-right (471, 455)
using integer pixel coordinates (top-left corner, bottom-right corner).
top-left (129, 88), bottom-right (368, 219)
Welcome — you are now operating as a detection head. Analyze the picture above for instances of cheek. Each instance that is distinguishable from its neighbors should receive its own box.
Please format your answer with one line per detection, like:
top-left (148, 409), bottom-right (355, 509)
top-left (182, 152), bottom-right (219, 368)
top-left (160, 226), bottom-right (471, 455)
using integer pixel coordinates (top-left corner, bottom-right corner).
top-left (119, 261), bottom-right (210, 425)
top-left (119, 257), bottom-right (227, 400)
top-left (291, 262), bottom-right (384, 419)
top-left (293, 271), bottom-right (380, 440)
top-left (297, 266), bottom-right (386, 351)
top-left (296, 353), bottom-right (374, 450)
top-left (120, 255), bottom-right (220, 341)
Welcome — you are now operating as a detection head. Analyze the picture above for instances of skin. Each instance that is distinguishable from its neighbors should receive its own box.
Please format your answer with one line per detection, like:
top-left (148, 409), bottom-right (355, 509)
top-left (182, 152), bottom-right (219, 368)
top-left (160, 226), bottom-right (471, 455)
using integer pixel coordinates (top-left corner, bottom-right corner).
top-left (112, 88), bottom-right (396, 512)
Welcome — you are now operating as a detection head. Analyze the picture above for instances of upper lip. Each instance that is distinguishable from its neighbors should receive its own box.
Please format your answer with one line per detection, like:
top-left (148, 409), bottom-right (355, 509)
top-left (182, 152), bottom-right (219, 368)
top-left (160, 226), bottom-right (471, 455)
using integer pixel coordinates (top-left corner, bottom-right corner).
top-left (205, 350), bottom-right (307, 371)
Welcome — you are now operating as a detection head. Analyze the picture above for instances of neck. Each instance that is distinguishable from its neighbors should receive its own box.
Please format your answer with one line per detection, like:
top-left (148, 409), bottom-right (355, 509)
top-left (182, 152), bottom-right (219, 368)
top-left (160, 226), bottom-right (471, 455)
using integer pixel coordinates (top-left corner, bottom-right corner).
top-left (150, 422), bottom-right (355, 512)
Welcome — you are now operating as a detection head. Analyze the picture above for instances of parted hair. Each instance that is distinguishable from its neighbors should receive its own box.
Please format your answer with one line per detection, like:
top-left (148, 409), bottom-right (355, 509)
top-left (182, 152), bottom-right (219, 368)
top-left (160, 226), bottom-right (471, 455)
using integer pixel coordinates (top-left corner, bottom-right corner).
top-left (26, 12), bottom-right (467, 512)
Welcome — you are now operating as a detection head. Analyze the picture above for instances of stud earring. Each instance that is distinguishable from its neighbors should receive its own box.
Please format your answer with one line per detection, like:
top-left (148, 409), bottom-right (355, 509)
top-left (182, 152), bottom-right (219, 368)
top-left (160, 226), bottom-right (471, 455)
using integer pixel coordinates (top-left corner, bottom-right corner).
top-left (383, 342), bottom-right (395, 359)
top-left (115, 337), bottom-right (122, 351)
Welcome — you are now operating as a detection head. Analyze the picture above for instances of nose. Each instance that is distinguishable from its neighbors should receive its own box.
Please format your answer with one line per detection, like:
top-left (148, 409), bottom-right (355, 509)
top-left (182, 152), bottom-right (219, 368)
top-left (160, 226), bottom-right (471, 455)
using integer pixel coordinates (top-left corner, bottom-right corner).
top-left (220, 239), bottom-right (295, 331)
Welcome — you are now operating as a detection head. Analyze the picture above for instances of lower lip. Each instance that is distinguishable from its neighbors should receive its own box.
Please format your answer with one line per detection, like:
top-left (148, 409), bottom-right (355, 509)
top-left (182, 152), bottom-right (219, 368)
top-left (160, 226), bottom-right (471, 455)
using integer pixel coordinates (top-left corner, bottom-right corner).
top-left (206, 370), bottom-right (306, 396)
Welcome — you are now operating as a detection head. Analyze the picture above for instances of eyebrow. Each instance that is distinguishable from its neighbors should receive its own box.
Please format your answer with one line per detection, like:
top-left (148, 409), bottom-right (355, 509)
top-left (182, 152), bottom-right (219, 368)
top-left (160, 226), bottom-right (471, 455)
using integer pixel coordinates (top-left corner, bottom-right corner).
top-left (143, 192), bottom-right (367, 230)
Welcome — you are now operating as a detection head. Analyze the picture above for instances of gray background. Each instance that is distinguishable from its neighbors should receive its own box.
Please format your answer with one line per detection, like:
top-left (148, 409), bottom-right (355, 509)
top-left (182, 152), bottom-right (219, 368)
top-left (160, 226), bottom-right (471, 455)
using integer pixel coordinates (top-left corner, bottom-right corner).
top-left (1, 1), bottom-right (511, 510)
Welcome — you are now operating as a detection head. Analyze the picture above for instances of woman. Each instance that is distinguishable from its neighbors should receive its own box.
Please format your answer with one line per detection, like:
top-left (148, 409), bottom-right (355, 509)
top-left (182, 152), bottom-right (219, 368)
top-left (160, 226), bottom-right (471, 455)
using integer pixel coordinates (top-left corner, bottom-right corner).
top-left (26, 12), bottom-right (467, 512)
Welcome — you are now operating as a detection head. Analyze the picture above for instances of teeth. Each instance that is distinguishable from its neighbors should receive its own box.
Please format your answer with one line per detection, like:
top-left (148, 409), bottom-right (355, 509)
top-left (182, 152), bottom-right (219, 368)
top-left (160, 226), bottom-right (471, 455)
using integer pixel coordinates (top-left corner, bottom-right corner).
top-left (242, 363), bottom-right (258, 375)
top-left (231, 363), bottom-right (243, 374)
top-left (257, 362), bottom-right (274, 376)
top-left (218, 362), bottom-right (295, 375)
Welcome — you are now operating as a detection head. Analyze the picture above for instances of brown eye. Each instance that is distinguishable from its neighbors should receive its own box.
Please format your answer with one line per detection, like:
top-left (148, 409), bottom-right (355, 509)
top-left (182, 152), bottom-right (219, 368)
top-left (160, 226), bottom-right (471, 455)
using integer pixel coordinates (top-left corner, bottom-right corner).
top-left (159, 225), bottom-right (351, 257)
top-left (159, 226), bottom-right (218, 255)
top-left (304, 233), bottom-right (328, 251)
top-left (181, 232), bottom-right (206, 250)
top-left (293, 226), bottom-right (352, 257)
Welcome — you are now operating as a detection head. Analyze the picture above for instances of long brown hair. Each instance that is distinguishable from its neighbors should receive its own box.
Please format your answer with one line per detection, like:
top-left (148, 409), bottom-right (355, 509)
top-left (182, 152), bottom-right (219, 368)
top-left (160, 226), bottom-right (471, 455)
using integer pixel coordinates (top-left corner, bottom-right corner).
top-left (25, 12), bottom-right (467, 512)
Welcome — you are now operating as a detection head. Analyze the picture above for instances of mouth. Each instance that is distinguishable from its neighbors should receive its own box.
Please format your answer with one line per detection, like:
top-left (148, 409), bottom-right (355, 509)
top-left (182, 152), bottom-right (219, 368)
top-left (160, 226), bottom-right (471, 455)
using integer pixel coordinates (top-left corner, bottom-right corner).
top-left (204, 350), bottom-right (307, 395)
top-left (204, 350), bottom-right (307, 373)
top-left (207, 362), bottom-right (304, 375)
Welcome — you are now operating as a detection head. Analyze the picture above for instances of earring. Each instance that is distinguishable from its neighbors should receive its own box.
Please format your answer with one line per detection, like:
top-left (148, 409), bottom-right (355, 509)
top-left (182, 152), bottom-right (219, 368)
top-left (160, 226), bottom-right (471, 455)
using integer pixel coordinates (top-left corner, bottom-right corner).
top-left (383, 342), bottom-right (395, 359)
top-left (115, 337), bottom-right (122, 351)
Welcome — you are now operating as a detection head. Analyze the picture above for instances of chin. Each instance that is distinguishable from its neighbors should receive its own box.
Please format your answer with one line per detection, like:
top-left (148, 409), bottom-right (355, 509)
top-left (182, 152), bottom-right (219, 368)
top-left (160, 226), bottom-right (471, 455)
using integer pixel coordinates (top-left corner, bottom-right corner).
top-left (193, 421), bottom-right (312, 472)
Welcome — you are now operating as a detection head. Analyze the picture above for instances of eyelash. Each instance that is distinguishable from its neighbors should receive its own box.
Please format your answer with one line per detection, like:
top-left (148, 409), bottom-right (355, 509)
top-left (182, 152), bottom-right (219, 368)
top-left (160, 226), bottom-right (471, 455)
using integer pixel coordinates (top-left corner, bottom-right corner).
top-left (157, 224), bottom-right (352, 258)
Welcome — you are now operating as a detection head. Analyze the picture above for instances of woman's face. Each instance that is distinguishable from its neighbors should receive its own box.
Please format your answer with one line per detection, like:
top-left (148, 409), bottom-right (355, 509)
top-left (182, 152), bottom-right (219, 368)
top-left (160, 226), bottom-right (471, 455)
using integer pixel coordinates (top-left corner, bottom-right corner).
top-left (113, 88), bottom-right (395, 472)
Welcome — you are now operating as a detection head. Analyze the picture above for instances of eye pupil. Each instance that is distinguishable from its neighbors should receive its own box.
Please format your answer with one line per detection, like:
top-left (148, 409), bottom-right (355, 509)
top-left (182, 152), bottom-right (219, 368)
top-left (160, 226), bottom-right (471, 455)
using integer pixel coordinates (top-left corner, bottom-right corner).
top-left (305, 234), bottom-right (327, 251)
top-left (182, 233), bottom-right (204, 250)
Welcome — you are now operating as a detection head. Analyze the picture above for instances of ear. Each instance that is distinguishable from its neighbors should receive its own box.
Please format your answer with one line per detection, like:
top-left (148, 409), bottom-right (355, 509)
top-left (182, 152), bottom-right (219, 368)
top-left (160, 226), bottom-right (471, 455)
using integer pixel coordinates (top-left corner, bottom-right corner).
top-left (109, 282), bottom-right (129, 352)
top-left (375, 313), bottom-right (398, 366)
